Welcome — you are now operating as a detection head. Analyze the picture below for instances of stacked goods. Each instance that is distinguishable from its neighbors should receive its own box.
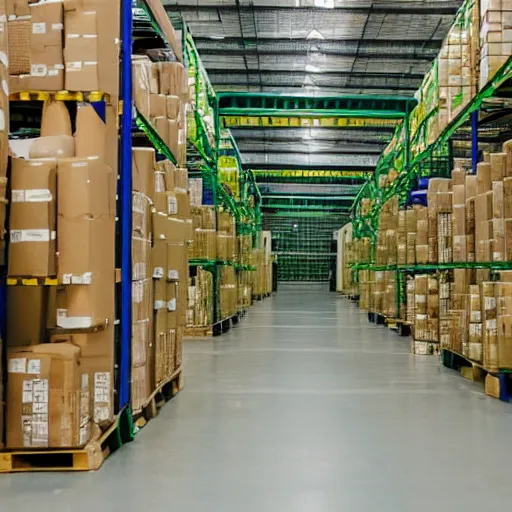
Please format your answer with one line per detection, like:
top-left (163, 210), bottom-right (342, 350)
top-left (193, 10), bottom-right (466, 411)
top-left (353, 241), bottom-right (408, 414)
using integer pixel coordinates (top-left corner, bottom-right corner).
top-left (186, 267), bottom-right (213, 328)
top-left (412, 275), bottom-right (440, 355)
top-left (358, 270), bottom-right (375, 311)
top-left (405, 209), bottom-right (417, 264)
top-left (189, 205), bottom-right (216, 260)
top-left (375, 197), bottom-right (398, 266)
top-left (427, 178), bottom-right (452, 263)
top-left (415, 205), bottom-right (429, 264)
top-left (479, 0), bottom-right (512, 89)
top-left (219, 266), bottom-right (237, 319)
top-left (131, 149), bottom-right (153, 412)
top-left (468, 284), bottom-right (483, 361)
top-left (8, 0), bottom-right (119, 96)
top-left (406, 277), bottom-right (415, 325)
top-left (218, 156), bottom-right (240, 199)
top-left (237, 271), bottom-right (252, 309)
top-left (6, 104), bottom-right (116, 448)
top-left (438, 1), bottom-right (478, 123)
top-left (218, 211), bottom-right (236, 262)
top-left (238, 234), bottom-right (252, 266)
top-left (132, 54), bottom-right (188, 166)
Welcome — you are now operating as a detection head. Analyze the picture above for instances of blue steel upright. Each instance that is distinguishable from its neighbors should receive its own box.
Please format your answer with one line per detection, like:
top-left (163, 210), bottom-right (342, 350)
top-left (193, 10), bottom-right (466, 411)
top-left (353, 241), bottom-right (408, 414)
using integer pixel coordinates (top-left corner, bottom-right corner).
top-left (471, 109), bottom-right (479, 174)
top-left (119, 0), bottom-right (133, 410)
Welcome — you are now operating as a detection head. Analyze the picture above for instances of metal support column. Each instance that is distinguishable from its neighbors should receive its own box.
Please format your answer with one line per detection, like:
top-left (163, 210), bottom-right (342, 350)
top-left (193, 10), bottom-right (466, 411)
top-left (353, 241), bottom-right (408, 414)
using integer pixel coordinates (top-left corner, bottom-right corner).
top-left (471, 109), bottom-right (479, 174)
top-left (119, 0), bottom-right (133, 410)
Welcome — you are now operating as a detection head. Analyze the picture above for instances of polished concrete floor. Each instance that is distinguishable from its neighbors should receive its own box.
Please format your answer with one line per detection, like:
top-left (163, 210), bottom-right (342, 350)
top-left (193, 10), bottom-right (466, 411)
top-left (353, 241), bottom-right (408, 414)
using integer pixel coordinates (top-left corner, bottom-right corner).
top-left (2, 284), bottom-right (512, 510)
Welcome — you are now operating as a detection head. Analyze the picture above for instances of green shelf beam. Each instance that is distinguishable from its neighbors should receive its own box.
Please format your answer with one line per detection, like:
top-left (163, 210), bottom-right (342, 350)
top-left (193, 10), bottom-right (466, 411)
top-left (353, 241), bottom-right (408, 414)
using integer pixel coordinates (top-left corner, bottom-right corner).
top-left (351, 262), bottom-right (512, 272)
top-left (217, 92), bottom-right (417, 118)
top-left (134, 110), bottom-right (177, 164)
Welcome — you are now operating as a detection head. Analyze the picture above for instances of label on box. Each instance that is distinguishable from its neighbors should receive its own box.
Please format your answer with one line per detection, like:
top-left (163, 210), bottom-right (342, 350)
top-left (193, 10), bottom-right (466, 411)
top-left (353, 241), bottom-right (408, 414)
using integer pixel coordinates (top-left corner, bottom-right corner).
top-left (22, 380), bottom-right (33, 403)
top-left (167, 195), bottom-right (178, 215)
top-left (10, 230), bottom-right (55, 243)
top-left (153, 266), bottom-right (164, 279)
top-left (94, 373), bottom-right (110, 404)
top-left (415, 294), bottom-right (426, 304)
top-left (132, 281), bottom-right (144, 304)
top-left (168, 269), bottom-right (179, 280)
top-left (12, 189), bottom-right (53, 202)
top-left (486, 318), bottom-right (497, 331)
top-left (154, 300), bottom-right (166, 310)
top-left (133, 262), bottom-right (146, 280)
top-left (51, 23), bottom-right (63, 31)
top-left (167, 298), bottom-right (177, 312)
top-left (71, 272), bottom-right (93, 285)
top-left (66, 61), bottom-right (83, 71)
top-left (27, 359), bottom-right (41, 375)
top-left (31, 64), bottom-right (48, 77)
top-left (2, 80), bottom-right (8, 96)
top-left (9, 358), bottom-right (26, 373)
top-left (484, 297), bottom-right (496, 310)
top-left (470, 311), bottom-right (481, 323)
top-left (133, 193), bottom-right (144, 213)
top-left (32, 22), bottom-right (46, 34)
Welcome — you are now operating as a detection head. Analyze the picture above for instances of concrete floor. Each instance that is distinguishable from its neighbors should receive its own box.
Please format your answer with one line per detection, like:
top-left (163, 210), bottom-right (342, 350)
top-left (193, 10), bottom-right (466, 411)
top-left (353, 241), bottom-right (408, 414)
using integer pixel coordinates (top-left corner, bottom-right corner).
top-left (2, 284), bottom-right (512, 510)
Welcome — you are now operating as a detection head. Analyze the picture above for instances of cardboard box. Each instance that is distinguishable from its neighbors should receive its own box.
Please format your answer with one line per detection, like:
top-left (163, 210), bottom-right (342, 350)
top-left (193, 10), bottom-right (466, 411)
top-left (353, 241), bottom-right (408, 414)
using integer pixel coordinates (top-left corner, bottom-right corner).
top-left (6, 343), bottom-right (91, 449)
top-left (491, 152), bottom-right (506, 182)
top-left (132, 191), bottom-right (151, 240)
top-left (132, 56), bottom-right (151, 119)
top-left (7, 0), bottom-right (30, 17)
top-left (41, 100), bottom-right (72, 137)
top-left (166, 95), bottom-right (180, 120)
top-left (485, 373), bottom-right (500, 399)
top-left (58, 157), bottom-right (115, 282)
top-left (132, 236), bottom-right (151, 281)
top-left (6, 287), bottom-right (48, 347)
top-left (9, 158), bottom-right (57, 277)
top-left (75, 103), bottom-right (107, 161)
top-left (150, 93), bottom-right (166, 119)
top-left (153, 238), bottom-right (167, 280)
top-left (132, 147), bottom-right (156, 200)
top-left (29, 0), bottom-right (64, 90)
top-left (166, 281), bottom-right (178, 329)
top-left (64, 10), bottom-right (98, 91)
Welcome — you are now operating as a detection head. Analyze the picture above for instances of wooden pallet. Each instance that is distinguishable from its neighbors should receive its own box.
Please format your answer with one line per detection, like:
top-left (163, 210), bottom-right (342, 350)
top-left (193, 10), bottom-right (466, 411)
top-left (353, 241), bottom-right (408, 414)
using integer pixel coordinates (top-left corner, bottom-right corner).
top-left (134, 367), bottom-right (184, 429)
top-left (442, 348), bottom-right (512, 402)
top-left (184, 325), bottom-right (213, 338)
top-left (0, 407), bottom-right (134, 473)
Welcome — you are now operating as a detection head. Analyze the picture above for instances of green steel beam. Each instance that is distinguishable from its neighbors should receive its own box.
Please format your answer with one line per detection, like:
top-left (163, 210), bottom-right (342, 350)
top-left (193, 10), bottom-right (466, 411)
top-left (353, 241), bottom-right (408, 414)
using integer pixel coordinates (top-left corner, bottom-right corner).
top-left (262, 195), bottom-right (355, 201)
top-left (217, 92), bottom-right (417, 119)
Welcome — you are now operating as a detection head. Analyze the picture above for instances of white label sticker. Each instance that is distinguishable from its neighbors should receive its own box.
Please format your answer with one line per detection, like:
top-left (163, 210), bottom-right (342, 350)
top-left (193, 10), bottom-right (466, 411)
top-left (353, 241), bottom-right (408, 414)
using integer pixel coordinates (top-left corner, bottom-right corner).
top-left (11, 190), bottom-right (24, 202)
top-left (81, 373), bottom-right (89, 390)
top-left (94, 373), bottom-right (111, 404)
top-left (26, 189), bottom-right (53, 202)
top-left (10, 229), bottom-right (54, 243)
top-left (51, 23), bottom-right (63, 31)
top-left (27, 359), bottom-right (41, 375)
top-left (22, 380), bottom-right (33, 403)
top-left (0, 51), bottom-right (8, 68)
top-left (153, 267), bottom-right (164, 279)
top-left (2, 79), bottom-right (8, 96)
top-left (132, 281), bottom-right (144, 304)
top-left (32, 22), bottom-right (46, 34)
top-left (168, 269), bottom-right (179, 281)
top-left (167, 298), bottom-right (177, 312)
top-left (167, 196), bottom-right (178, 215)
top-left (31, 64), bottom-right (48, 77)
top-left (154, 300), bottom-right (166, 310)
top-left (9, 358), bottom-right (26, 373)
top-left (66, 61), bottom-right (83, 71)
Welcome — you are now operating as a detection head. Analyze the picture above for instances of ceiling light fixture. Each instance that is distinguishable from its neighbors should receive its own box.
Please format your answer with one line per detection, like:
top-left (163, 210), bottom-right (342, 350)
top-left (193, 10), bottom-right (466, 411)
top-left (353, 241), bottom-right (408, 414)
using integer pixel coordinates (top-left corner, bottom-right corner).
top-left (305, 64), bottom-right (321, 73)
top-left (306, 29), bottom-right (325, 40)
top-left (209, 35), bottom-right (226, 40)
top-left (314, 0), bottom-right (334, 7)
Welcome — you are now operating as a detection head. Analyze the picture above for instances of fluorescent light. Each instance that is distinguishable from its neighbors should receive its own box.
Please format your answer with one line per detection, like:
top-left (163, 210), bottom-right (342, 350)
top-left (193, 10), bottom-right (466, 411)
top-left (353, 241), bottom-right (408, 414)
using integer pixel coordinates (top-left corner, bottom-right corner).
top-left (314, 0), bottom-right (334, 7)
top-left (305, 64), bottom-right (321, 73)
top-left (209, 35), bottom-right (225, 40)
top-left (306, 29), bottom-right (325, 40)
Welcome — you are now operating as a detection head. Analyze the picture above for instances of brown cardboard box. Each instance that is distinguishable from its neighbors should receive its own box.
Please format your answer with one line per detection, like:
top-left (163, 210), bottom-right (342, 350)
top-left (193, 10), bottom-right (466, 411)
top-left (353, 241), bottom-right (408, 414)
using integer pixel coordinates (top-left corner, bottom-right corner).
top-left (9, 19), bottom-right (31, 75)
top-left (9, 158), bottom-right (57, 277)
top-left (6, 343), bottom-right (91, 449)
top-left (452, 184), bottom-right (465, 206)
top-left (465, 174), bottom-right (477, 198)
top-left (132, 147), bottom-right (156, 200)
top-left (75, 103), bottom-right (107, 161)
top-left (132, 278), bottom-right (152, 323)
top-left (150, 93), bottom-right (166, 120)
top-left (132, 56), bottom-right (151, 119)
top-left (6, 287), bottom-right (48, 346)
top-left (491, 152), bottom-right (506, 182)
top-left (166, 95), bottom-right (180, 120)
top-left (493, 181), bottom-right (504, 218)
top-left (64, 10), bottom-right (98, 91)
top-left (485, 373), bottom-right (501, 399)
top-left (7, 0), bottom-right (30, 17)
top-left (132, 191), bottom-right (151, 240)
top-left (154, 116), bottom-right (169, 145)
top-left (29, 1), bottom-right (64, 90)
top-left (167, 242), bottom-right (187, 282)
top-left (158, 62), bottom-right (186, 96)
top-left (153, 239), bottom-right (167, 280)
top-left (504, 177), bottom-right (512, 218)
top-left (132, 236), bottom-right (151, 281)
top-left (58, 157), bottom-right (115, 282)
top-left (154, 190), bottom-right (177, 217)
top-left (452, 168), bottom-right (466, 186)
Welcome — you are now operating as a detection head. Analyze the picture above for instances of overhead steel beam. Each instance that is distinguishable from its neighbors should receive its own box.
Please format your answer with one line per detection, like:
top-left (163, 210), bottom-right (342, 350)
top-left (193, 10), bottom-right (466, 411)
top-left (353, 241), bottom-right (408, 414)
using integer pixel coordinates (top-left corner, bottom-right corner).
top-left (241, 152), bottom-right (379, 168)
top-left (218, 92), bottom-right (416, 117)
top-left (230, 128), bottom-right (395, 139)
top-left (165, 2), bottom-right (461, 15)
top-left (192, 38), bottom-right (442, 60)
top-left (211, 73), bottom-right (420, 91)
top-left (236, 141), bottom-right (383, 154)
top-left (258, 182), bottom-right (362, 195)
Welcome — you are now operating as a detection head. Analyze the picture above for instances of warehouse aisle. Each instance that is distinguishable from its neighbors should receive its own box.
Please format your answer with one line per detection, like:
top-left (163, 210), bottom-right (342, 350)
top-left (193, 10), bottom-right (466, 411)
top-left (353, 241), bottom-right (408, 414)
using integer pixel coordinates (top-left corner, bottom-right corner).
top-left (2, 285), bottom-right (512, 510)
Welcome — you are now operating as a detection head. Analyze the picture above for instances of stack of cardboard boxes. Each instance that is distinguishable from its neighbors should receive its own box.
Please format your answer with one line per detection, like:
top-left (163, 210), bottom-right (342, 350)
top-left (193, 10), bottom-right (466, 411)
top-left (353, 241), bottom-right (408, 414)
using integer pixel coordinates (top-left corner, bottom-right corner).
top-left (9, 0), bottom-right (120, 97)
top-left (479, 0), bottom-right (512, 89)
top-left (132, 55), bottom-right (188, 167)
top-left (189, 205), bottom-right (216, 260)
top-left (186, 267), bottom-right (213, 329)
